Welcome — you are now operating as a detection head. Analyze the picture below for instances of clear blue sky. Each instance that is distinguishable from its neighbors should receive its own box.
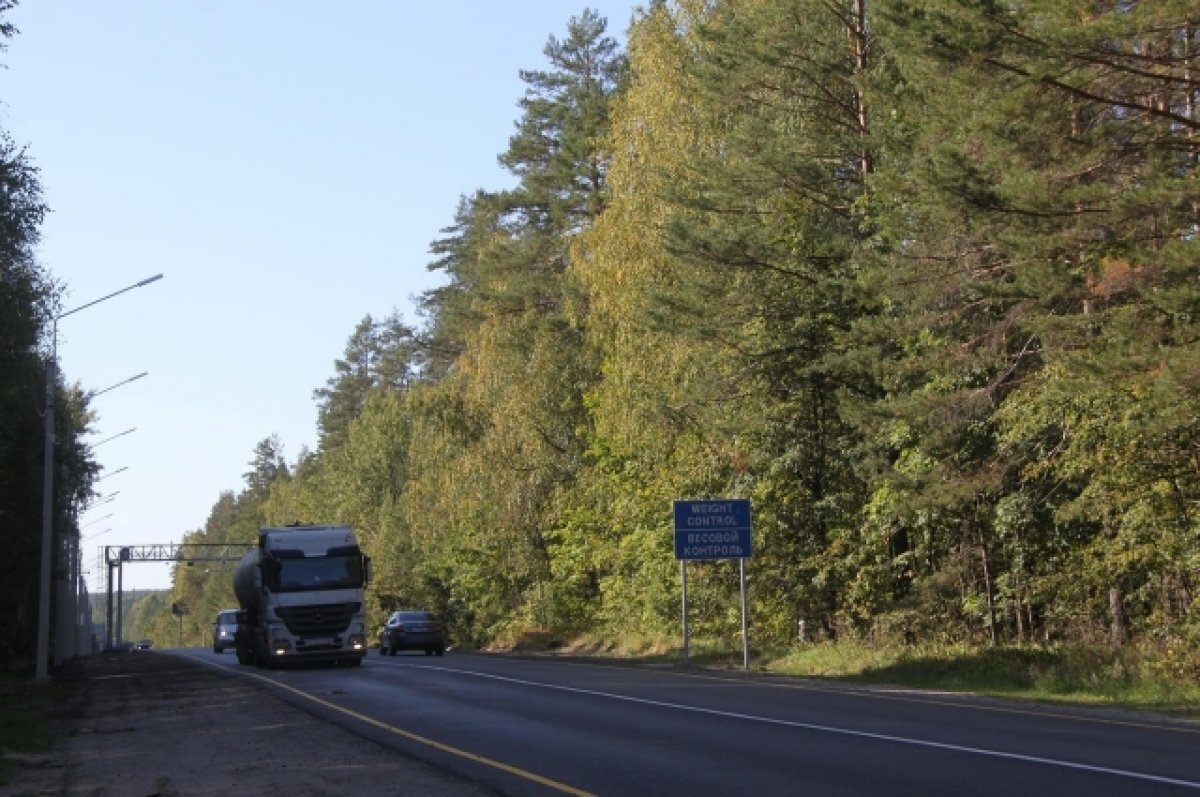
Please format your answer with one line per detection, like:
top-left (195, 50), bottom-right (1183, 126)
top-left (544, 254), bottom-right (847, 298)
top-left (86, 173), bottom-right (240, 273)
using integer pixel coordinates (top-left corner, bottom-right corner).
top-left (4, 1), bottom-right (638, 591)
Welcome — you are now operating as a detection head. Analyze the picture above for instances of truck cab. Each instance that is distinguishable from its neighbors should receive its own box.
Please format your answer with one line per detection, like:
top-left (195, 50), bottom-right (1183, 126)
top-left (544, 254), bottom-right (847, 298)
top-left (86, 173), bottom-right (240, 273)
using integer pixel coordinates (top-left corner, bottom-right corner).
top-left (234, 525), bottom-right (371, 668)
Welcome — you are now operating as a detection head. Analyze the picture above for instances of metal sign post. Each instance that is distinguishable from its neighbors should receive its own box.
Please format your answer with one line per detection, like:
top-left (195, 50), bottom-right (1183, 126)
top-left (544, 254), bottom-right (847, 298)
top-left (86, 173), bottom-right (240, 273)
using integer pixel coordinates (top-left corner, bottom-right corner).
top-left (171, 601), bottom-right (189, 648)
top-left (680, 561), bottom-right (689, 665)
top-left (739, 559), bottom-right (748, 669)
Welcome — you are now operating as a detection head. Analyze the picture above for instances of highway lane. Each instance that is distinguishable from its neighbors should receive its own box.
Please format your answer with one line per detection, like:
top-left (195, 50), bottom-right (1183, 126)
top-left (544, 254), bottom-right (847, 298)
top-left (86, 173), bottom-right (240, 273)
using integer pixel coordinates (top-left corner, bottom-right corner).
top-left (179, 648), bottom-right (1200, 796)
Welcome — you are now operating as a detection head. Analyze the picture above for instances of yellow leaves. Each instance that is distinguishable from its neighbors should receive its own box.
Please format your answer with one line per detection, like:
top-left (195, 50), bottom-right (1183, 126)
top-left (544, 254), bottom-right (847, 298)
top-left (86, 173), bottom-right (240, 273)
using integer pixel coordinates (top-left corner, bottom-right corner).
top-left (1086, 256), bottom-right (1139, 299)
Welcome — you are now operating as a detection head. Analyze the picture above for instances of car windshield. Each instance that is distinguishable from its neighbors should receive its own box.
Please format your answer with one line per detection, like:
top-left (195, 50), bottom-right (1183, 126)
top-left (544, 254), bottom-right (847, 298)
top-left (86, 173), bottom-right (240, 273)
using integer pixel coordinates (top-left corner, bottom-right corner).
top-left (217, 612), bottom-right (237, 624)
top-left (274, 554), bottom-right (364, 592)
top-left (394, 611), bottom-right (435, 623)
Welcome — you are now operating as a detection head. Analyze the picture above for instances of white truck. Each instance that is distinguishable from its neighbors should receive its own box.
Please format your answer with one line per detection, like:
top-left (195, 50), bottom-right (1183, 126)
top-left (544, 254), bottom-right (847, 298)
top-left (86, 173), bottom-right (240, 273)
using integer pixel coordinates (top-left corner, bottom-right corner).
top-left (233, 524), bottom-right (371, 667)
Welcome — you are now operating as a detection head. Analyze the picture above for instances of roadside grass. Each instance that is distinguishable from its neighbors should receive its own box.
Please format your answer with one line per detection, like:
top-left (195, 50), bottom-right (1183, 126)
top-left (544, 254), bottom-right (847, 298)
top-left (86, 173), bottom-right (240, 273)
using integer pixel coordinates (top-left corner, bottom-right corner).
top-left (765, 641), bottom-right (1200, 717)
top-left (530, 632), bottom-right (1200, 718)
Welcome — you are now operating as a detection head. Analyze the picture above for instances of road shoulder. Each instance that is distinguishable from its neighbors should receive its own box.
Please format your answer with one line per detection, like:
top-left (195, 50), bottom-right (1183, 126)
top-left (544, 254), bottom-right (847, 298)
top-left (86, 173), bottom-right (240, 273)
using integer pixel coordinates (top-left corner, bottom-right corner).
top-left (2, 651), bottom-right (487, 796)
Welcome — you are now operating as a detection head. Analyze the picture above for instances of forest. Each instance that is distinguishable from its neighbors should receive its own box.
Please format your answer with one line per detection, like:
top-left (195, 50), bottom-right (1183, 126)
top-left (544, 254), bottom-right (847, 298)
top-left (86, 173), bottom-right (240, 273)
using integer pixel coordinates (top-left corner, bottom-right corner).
top-left (5, 1), bottom-right (1198, 677)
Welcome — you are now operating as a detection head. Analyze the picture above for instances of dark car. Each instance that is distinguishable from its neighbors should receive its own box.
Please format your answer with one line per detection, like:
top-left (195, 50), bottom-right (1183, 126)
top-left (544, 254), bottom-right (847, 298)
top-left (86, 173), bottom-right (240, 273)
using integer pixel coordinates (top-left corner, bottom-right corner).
top-left (379, 610), bottom-right (446, 656)
top-left (133, 639), bottom-right (153, 651)
top-left (212, 609), bottom-right (238, 653)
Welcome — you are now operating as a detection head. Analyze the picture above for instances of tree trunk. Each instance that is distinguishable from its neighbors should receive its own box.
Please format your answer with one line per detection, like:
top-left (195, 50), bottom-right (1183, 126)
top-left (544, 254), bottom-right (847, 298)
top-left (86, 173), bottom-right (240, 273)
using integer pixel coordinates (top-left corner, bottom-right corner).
top-left (1012, 528), bottom-right (1025, 644)
top-left (978, 529), bottom-right (997, 645)
top-left (1013, 570), bottom-right (1025, 644)
top-left (1108, 586), bottom-right (1128, 647)
top-left (850, 0), bottom-right (872, 181)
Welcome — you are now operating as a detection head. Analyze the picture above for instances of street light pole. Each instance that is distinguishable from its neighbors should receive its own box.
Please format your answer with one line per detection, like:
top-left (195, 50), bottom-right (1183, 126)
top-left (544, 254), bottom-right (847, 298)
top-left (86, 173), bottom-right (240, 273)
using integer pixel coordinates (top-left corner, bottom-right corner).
top-left (36, 274), bottom-right (162, 682)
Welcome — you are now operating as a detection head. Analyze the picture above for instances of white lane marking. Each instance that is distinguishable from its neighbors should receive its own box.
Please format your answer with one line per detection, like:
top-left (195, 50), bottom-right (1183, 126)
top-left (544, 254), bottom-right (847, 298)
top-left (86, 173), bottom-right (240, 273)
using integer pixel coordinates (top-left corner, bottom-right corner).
top-left (399, 661), bottom-right (1200, 791)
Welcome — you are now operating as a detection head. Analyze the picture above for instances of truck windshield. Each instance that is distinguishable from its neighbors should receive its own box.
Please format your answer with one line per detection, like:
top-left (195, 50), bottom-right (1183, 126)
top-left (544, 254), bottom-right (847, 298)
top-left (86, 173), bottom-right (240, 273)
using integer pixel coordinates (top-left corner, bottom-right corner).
top-left (273, 554), bottom-right (363, 592)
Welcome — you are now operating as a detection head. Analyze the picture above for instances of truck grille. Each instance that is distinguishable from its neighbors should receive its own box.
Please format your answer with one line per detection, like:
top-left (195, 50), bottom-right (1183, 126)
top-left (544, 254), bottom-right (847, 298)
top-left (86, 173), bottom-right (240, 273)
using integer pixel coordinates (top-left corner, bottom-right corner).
top-left (275, 602), bottom-right (360, 636)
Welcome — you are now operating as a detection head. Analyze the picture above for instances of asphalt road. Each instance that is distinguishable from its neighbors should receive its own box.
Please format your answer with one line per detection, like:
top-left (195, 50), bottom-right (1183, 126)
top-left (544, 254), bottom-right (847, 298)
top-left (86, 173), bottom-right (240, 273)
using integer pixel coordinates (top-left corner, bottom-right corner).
top-left (178, 647), bottom-right (1200, 796)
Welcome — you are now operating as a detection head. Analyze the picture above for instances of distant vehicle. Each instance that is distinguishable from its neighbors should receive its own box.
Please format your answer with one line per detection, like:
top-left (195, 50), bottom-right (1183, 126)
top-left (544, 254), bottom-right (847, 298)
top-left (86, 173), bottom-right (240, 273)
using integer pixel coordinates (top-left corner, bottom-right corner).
top-left (212, 609), bottom-right (238, 653)
top-left (379, 610), bottom-right (446, 656)
top-left (133, 639), bottom-right (153, 651)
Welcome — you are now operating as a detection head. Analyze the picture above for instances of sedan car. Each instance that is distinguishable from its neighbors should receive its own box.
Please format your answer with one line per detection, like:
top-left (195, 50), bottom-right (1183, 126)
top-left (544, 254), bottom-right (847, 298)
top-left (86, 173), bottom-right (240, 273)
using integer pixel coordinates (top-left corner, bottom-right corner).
top-left (379, 610), bottom-right (446, 656)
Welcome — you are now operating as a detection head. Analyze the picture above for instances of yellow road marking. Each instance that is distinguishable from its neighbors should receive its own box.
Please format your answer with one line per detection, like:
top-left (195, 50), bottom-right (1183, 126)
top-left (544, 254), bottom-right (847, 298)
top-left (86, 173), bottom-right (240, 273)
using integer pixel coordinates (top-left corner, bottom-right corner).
top-left (240, 669), bottom-right (596, 797)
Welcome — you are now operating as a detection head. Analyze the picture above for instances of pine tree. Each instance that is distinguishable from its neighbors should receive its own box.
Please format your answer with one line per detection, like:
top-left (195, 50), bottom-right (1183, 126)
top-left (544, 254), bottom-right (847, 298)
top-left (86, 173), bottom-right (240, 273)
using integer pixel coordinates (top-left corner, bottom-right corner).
top-left (409, 9), bottom-right (626, 635)
top-left (242, 435), bottom-right (290, 502)
top-left (862, 0), bottom-right (1200, 642)
top-left (314, 312), bottom-right (419, 451)
top-left (650, 0), bottom-right (880, 641)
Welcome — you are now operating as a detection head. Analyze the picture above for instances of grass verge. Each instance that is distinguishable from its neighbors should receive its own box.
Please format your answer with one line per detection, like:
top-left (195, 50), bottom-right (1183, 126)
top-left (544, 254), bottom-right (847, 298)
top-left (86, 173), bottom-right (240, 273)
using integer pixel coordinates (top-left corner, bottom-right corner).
top-left (765, 641), bottom-right (1200, 717)
top-left (530, 633), bottom-right (1200, 718)
top-left (0, 677), bottom-right (58, 785)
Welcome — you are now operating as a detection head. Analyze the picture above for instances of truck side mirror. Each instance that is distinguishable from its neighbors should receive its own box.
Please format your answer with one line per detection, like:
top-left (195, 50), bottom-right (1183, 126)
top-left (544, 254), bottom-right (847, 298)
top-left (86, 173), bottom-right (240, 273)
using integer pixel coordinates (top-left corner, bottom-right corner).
top-left (363, 556), bottom-right (373, 586)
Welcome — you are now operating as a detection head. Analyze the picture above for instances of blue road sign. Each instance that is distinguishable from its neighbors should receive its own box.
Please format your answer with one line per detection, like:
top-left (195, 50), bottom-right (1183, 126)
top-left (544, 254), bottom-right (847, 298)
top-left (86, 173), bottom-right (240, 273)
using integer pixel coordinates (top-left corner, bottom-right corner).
top-left (673, 499), bottom-right (752, 560)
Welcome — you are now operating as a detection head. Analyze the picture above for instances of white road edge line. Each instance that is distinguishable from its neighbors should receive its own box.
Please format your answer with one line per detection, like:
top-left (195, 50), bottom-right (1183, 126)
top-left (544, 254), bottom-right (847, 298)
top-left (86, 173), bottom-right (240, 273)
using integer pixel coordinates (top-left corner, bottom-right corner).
top-left (409, 662), bottom-right (1200, 791)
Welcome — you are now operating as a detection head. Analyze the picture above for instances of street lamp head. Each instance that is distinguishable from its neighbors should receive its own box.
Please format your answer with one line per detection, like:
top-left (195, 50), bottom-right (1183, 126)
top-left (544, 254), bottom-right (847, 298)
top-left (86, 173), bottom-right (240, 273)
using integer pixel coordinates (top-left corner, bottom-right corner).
top-left (89, 372), bottom-right (148, 398)
top-left (56, 273), bottom-right (165, 321)
top-left (91, 427), bottom-right (136, 448)
top-left (96, 466), bottom-right (129, 481)
top-left (87, 492), bottom-right (119, 508)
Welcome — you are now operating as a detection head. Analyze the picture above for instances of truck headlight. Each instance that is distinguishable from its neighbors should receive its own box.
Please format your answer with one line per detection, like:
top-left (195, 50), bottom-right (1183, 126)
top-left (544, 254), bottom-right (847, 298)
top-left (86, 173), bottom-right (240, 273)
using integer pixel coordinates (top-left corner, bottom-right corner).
top-left (272, 638), bottom-right (291, 656)
top-left (349, 634), bottom-right (365, 651)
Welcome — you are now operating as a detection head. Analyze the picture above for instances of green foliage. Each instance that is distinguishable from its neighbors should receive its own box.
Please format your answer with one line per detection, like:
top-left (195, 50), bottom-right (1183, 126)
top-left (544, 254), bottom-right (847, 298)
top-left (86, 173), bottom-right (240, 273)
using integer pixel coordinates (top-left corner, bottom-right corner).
top-left (158, 3), bottom-right (1200, 679)
top-left (0, 5), bottom-right (85, 670)
top-left (313, 313), bottom-right (418, 451)
top-left (836, 0), bottom-right (1200, 650)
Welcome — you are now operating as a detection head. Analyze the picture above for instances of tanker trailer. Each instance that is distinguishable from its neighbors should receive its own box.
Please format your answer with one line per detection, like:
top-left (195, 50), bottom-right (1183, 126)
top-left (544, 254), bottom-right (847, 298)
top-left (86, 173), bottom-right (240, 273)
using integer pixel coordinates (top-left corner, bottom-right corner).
top-left (233, 524), bottom-right (371, 667)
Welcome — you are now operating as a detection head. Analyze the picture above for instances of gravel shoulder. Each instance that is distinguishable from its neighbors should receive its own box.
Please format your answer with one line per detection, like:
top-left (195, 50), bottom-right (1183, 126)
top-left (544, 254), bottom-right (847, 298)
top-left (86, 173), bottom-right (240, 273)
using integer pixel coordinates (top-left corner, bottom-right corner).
top-left (2, 651), bottom-right (491, 797)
